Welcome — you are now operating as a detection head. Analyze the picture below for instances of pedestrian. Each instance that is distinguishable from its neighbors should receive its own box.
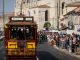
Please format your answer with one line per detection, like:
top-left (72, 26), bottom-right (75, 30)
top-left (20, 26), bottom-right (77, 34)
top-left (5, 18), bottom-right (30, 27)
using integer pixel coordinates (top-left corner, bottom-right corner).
top-left (41, 32), bottom-right (46, 43)
top-left (65, 35), bottom-right (69, 50)
top-left (37, 31), bottom-right (43, 44)
top-left (60, 36), bottom-right (65, 49)
top-left (39, 32), bottom-right (43, 44)
top-left (72, 36), bottom-right (77, 53)
top-left (55, 34), bottom-right (59, 47)
top-left (37, 32), bottom-right (41, 44)
top-left (47, 33), bottom-right (51, 43)
top-left (69, 36), bottom-right (73, 53)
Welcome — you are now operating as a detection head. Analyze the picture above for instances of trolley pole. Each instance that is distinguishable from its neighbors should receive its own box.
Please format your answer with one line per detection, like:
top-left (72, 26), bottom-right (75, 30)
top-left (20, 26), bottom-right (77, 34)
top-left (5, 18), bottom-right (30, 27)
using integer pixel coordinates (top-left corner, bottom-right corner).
top-left (20, 0), bottom-right (26, 15)
top-left (20, 0), bottom-right (23, 15)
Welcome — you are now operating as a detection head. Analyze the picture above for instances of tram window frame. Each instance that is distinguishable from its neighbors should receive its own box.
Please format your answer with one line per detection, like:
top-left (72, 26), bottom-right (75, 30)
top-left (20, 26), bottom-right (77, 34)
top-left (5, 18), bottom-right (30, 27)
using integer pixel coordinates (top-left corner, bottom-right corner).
top-left (25, 26), bottom-right (35, 40)
top-left (9, 25), bottom-right (35, 40)
top-left (10, 26), bottom-right (17, 40)
top-left (17, 26), bottom-right (25, 40)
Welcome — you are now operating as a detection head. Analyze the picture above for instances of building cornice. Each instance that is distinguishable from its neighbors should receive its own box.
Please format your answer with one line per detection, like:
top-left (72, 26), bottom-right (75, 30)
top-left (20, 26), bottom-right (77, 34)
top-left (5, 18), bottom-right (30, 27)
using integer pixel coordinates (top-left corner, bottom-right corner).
top-left (66, 2), bottom-right (80, 7)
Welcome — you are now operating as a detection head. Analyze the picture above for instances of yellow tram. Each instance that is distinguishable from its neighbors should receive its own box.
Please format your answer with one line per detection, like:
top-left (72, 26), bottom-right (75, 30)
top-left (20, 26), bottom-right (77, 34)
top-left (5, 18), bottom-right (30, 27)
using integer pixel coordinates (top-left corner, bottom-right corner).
top-left (4, 15), bottom-right (37, 60)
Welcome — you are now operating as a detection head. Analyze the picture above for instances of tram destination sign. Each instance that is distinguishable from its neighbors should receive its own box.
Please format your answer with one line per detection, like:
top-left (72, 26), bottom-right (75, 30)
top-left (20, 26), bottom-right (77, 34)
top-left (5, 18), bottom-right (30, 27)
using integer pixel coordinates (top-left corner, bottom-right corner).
top-left (11, 17), bottom-right (33, 22)
top-left (11, 17), bottom-right (24, 21)
top-left (25, 17), bottom-right (33, 21)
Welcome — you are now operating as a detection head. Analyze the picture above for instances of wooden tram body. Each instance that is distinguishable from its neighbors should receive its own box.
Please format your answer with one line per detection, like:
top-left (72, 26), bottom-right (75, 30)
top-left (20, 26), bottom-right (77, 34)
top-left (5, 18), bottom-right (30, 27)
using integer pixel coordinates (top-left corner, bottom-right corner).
top-left (4, 15), bottom-right (37, 60)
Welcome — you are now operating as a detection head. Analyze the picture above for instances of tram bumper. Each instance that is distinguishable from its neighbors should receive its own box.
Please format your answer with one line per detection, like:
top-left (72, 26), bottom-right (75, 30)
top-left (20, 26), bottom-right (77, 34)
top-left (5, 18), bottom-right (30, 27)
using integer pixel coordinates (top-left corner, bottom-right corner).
top-left (6, 48), bottom-right (36, 60)
top-left (6, 55), bottom-right (36, 60)
top-left (6, 41), bottom-right (36, 60)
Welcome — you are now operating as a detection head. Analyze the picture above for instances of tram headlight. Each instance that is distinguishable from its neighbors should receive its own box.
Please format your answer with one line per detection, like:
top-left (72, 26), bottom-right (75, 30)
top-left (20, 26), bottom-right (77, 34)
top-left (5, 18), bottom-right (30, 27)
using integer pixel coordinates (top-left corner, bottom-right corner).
top-left (8, 42), bottom-right (18, 49)
top-left (26, 42), bottom-right (35, 49)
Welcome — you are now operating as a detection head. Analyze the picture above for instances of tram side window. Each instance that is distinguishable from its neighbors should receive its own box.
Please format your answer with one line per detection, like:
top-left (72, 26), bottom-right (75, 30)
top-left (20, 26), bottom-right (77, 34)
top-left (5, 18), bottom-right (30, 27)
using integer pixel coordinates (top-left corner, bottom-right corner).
top-left (10, 28), bottom-right (17, 39)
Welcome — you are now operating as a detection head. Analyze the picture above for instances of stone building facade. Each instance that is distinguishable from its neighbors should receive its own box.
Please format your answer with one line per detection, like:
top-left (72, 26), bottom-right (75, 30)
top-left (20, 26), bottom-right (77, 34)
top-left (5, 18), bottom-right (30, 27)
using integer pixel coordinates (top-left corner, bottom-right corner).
top-left (15, 0), bottom-right (65, 31)
top-left (15, 0), bottom-right (80, 31)
top-left (59, 0), bottom-right (80, 34)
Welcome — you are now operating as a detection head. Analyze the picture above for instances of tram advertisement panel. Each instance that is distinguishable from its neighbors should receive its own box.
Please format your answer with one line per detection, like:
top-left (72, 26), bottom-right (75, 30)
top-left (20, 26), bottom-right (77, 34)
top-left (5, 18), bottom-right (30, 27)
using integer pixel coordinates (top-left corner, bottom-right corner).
top-left (10, 17), bottom-right (34, 22)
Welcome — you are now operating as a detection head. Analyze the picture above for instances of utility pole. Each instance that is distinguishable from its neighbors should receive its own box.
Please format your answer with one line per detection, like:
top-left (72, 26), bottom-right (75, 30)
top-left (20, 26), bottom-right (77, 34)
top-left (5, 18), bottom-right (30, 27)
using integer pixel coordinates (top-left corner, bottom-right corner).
top-left (57, 0), bottom-right (60, 30)
top-left (3, 0), bottom-right (4, 30)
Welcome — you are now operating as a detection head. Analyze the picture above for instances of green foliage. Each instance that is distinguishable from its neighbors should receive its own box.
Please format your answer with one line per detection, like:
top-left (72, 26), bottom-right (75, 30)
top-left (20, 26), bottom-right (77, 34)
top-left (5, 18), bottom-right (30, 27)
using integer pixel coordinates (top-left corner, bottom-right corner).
top-left (43, 21), bottom-right (51, 30)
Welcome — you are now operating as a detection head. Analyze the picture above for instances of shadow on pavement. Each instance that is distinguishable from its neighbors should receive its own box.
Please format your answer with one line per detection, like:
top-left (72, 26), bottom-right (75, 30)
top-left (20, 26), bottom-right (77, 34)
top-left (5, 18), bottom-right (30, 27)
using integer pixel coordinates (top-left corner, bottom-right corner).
top-left (37, 51), bottom-right (58, 60)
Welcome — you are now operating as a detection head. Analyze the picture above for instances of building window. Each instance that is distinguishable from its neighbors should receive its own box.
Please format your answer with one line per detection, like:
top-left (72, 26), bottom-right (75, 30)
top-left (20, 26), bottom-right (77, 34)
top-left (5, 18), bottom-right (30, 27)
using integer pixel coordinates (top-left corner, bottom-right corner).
top-left (39, 11), bottom-right (40, 13)
top-left (62, 2), bottom-right (65, 14)
top-left (23, 12), bottom-right (24, 14)
top-left (27, 0), bottom-right (30, 3)
top-left (37, 0), bottom-right (40, 1)
top-left (45, 10), bottom-right (48, 21)
top-left (28, 11), bottom-right (30, 16)
top-left (17, 1), bottom-right (18, 4)
top-left (68, 21), bottom-right (74, 30)
top-left (34, 10), bottom-right (36, 14)
top-left (23, 1), bottom-right (25, 4)
top-left (60, 23), bottom-right (67, 30)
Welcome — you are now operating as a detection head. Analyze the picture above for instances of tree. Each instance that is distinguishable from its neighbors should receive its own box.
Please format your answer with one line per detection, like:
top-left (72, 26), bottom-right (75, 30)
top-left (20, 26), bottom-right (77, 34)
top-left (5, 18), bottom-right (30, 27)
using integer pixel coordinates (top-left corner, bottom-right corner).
top-left (43, 21), bottom-right (51, 30)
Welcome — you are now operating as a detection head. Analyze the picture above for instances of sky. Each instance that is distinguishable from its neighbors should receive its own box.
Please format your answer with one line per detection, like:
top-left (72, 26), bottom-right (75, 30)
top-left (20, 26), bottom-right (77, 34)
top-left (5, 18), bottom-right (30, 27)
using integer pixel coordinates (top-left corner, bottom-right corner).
top-left (0, 0), bottom-right (16, 15)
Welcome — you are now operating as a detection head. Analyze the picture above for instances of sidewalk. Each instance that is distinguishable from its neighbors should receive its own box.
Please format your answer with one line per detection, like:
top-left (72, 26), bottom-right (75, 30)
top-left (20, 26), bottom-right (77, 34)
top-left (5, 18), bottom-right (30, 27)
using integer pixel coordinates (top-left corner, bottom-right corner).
top-left (0, 36), bottom-right (5, 40)
top-left (53, 45), bottom-right (80, 59)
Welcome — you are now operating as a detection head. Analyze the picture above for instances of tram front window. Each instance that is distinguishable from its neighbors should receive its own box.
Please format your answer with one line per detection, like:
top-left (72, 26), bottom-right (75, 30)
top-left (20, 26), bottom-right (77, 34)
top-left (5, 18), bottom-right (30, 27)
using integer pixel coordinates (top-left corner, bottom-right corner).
top-left (25, 26), bottom-right (34, 40)
top-left (10, 28), bottom-right (17, 39)
top-left (10, 26), bottom-right (34, 40)
top-left (17, 28), bottom-right (25, 40)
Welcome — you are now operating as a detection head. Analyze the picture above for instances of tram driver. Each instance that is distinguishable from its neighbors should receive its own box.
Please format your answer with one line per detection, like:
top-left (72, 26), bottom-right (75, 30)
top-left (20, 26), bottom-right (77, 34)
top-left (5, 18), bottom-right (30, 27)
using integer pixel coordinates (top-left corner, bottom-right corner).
top-left (17, 28), bottom-right (24, 40)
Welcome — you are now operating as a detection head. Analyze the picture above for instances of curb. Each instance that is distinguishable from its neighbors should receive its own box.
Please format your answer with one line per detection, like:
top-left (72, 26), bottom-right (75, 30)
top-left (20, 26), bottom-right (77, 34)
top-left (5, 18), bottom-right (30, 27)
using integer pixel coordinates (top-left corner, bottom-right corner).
top-left (53, 46), bottom-right (80, 59)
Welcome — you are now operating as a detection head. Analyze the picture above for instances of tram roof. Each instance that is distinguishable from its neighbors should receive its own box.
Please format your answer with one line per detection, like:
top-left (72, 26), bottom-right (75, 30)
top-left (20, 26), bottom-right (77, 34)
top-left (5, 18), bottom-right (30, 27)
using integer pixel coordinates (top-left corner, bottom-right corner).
top-left (6, 22), bottom-right (37, 26)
